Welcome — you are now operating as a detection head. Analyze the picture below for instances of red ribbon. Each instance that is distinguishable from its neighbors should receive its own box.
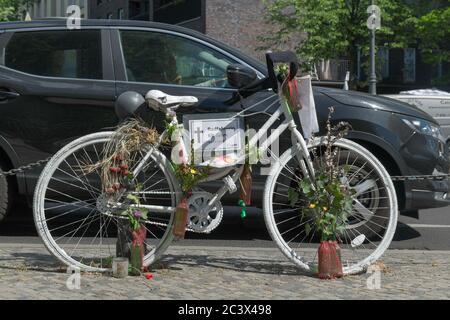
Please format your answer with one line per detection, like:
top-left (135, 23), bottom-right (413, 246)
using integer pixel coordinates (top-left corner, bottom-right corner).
top-left (288, 78), bottom-right (300, 110)
top-left (132, 226), bottom-right (147, 264)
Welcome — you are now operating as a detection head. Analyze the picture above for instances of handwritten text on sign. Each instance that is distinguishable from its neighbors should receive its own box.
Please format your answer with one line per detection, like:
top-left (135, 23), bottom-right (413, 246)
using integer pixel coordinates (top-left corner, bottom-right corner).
top-left (189, 117), bottom-right (243, 153)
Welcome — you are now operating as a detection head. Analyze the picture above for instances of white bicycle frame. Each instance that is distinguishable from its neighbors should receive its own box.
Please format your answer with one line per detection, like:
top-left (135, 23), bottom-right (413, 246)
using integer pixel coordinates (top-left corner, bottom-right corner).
top-left (129, 91), bottom-right (315, 216)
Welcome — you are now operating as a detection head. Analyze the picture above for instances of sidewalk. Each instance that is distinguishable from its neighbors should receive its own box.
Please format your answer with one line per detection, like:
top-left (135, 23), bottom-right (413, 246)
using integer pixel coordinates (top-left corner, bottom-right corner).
top-left (0, 240), bottom-right (448, 300)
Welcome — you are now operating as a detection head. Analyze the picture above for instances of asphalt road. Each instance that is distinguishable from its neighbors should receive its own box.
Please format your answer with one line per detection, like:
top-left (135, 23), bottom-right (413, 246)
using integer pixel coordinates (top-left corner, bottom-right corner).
top-left (0, 200), bottom-right (449, 250)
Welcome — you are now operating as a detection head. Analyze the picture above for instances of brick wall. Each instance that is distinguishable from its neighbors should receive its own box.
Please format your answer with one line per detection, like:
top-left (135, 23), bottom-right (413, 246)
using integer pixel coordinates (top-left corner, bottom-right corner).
top-left (205, 0), bottom-right (303, 61)
top-left (205, 0), bottom-right (275, 61)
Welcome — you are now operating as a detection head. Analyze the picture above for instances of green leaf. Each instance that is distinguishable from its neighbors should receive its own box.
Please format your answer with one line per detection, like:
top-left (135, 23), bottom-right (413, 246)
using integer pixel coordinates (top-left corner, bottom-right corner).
top-left (119, 210), bottom-right (129, 216)
top-left (305, 223), bottom-right (312, 236)
top-left (317, 179), bottom-right (325, 189)
top-left (300, 180), bottom-right (311, 194)
top-left (126, 194), bottom-right (140, 204)
top-left (288, 188), bottom-right (299, 206)
top-left (336, 225), bottom-right (346, 234)
top-left (140, 208), bottom-right (149, 220)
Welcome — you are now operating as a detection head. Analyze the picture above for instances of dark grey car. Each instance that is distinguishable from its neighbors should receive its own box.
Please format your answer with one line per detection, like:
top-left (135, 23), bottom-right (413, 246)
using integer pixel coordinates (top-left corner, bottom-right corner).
top-left (0, 19), bottom-right (449, 222)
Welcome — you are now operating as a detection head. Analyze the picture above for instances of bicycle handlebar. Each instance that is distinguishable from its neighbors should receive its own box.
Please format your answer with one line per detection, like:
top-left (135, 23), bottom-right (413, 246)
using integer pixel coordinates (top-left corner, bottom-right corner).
top-left (229, 51), bottom-right (299, 103)
top-left (265, 51), bottom-right (299, 93)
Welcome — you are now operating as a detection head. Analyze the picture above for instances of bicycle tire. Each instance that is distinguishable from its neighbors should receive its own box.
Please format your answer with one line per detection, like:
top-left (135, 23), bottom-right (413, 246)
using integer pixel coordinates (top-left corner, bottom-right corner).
top-left (263, 138), bottom-right (398, 275)
top-left (33, 131), bottom-right (180, 272)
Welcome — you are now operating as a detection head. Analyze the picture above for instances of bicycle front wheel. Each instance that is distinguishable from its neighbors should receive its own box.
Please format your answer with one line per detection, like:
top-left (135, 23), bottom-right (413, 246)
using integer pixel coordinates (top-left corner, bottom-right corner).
top-left (263, 138), bottom-right (398, 275)
top-left (33, 131), bottom-right (180, 272)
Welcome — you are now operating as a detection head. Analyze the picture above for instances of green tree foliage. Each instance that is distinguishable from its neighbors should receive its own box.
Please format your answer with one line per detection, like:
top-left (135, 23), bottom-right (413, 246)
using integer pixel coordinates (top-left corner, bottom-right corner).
top-left (0, 0), bottom-right (18, 21)
top-left (0, 0), bottom-right (33, 22)
top-left (416, 1), bottom-right (450, 64)
top-left (261, 0), bottom-right (416, 73)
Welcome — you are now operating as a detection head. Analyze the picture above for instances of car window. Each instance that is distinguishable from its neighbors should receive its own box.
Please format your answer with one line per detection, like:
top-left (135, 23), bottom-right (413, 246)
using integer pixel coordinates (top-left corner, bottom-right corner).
top-left (3, 30), bottom-right (102, 80)
top-left (120, 30), bottom-right (234, 88)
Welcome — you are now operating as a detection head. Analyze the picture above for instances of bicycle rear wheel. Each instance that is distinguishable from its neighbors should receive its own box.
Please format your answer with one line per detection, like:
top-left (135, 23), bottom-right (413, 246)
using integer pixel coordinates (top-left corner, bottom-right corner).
top-left (33, 131), bottom-right (180, 272)
top-left (263, 138), bottom-right (398, 275)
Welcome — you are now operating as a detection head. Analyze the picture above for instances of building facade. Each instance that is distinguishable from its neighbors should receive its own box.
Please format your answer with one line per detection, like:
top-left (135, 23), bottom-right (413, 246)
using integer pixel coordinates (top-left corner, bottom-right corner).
top-left (23, 1), bottom-right (293, 63)
top-left (25, 0), bottom-right (89, 19)
top-left (89, 0), bottom-right (149, 21)
top-left (204, 0), bottom-right (281, 61)
top-left (358, 47), bottom-right (450, 93)
top-left (89, 0), bottom-right (203, 29)
top-left (88, 0), bottom-right (280, 61)
top-left (355, 0), bottom-right (450, 92)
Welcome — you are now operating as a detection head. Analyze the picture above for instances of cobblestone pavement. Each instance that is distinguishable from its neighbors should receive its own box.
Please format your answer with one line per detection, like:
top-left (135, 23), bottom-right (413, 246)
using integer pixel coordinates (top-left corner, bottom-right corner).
top-left (0, 240), bottom-right (449, 300)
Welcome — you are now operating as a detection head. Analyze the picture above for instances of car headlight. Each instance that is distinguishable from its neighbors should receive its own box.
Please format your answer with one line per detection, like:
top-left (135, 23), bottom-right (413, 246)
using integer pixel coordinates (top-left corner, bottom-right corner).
top-left (402, 118), bottom-right (443, 140)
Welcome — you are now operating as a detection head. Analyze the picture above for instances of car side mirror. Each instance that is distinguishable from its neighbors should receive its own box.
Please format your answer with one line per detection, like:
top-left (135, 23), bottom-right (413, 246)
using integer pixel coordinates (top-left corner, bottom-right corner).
top-left (227, 64), bottom-right (257, 89)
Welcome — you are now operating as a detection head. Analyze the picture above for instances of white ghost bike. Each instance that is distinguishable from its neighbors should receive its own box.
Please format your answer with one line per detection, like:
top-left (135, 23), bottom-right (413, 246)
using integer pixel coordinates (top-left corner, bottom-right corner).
top-left (33, 51), bottom-right (397, 274)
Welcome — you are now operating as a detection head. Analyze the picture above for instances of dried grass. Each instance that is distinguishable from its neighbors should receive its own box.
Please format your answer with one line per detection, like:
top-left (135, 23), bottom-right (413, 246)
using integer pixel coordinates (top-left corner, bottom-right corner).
top-left (372, 260), bottom-right (392, 274)
top-left (83, 118), bottom-right (159, 197)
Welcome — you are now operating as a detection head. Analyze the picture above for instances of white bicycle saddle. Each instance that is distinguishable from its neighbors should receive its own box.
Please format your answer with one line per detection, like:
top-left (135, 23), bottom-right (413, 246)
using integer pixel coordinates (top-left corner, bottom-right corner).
top-left (145, 90), bottom-right (198, 111)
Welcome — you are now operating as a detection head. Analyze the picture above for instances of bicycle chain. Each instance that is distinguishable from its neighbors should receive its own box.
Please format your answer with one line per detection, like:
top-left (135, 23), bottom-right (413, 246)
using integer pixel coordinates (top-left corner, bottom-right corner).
top-left (0, 157), bottom-right (52, 178)
top-left (390, 174), bottom-right (450, 182)
top-left (145, 219), bottom-right (195, 233)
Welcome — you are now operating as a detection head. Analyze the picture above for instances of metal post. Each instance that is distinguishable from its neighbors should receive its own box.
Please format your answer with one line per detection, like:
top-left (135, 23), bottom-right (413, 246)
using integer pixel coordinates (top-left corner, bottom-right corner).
top-left (369, 29), bottom-right (377, 95)
top-left (368, 0), bottom-right (377, 95)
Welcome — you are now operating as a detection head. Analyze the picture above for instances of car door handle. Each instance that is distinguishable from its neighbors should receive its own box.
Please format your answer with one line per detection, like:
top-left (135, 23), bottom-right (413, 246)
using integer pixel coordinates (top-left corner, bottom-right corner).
top-left (0, 90), bottom-right (20, 101)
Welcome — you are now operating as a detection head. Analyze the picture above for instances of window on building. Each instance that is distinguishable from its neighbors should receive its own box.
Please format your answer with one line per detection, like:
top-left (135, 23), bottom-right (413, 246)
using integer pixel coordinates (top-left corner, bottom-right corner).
top-left (120, 30), bottom-right (234, 87)
top-left (404, 48), bottom-right (416, 83)
top-left (129, 1), bottom-right (141, 19)
top-left (51, 0), bottom-right (57, 16)
top-left (378, 47), bottom-right (390, 80)
top-left (153, 0), bottom-right (202, 25)
top-left (118, 8), bottom-right (124, 20)
top-left (129, 0), bottom-right (149, 20)
top-left (3, 30), bottom-right (103, 80)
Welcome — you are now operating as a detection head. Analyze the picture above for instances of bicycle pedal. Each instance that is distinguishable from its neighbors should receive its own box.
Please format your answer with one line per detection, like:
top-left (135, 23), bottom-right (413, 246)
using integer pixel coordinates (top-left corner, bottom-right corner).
top-left (223, 175), bottom-right (237, 193)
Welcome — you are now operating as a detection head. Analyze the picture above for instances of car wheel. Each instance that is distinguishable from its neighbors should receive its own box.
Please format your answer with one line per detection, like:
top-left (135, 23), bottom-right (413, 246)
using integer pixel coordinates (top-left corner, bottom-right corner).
top-left (0, 160), bottom-right (12, 222)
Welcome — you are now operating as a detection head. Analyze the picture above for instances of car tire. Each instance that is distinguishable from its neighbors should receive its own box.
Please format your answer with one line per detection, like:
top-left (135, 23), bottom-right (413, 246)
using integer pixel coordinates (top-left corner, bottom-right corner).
top-left (0, 160), bottom-right (12, 222)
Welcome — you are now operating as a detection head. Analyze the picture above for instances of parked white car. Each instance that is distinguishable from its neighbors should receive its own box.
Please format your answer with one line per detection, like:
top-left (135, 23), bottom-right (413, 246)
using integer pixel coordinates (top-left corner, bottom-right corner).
top-left (384, 89), bottom-right (450, 150)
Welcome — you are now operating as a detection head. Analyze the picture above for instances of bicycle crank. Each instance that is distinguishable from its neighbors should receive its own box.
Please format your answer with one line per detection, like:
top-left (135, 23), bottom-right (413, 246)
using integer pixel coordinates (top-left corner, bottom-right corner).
top-left (187, 191), bottom-right (224, 234)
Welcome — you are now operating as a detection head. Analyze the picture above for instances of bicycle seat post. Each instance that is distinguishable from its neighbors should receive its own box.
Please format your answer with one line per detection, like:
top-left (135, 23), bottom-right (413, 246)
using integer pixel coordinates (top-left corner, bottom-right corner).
top-left (166, 105), bottom-right (180, 123)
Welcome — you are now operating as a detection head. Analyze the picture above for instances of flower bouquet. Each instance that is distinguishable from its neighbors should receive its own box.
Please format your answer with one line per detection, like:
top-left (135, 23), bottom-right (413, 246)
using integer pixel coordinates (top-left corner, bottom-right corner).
top-left (172, 163), bottom-right (209, 239)
top-left (299, 167), bottom-right (352, 279)
top-left (289, 108), bottom-right (354, 279)
top-left (120, 193), bottom-right (149, 276)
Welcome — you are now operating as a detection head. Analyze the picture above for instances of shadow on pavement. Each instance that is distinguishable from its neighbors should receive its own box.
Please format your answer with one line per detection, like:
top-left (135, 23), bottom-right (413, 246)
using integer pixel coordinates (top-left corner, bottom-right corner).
top-left (393, 222), bottom-right (421, 241)
top-left (0, 252), bottom-right (65, 273)
top-left (158, 254), bottom-right (310, 277)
